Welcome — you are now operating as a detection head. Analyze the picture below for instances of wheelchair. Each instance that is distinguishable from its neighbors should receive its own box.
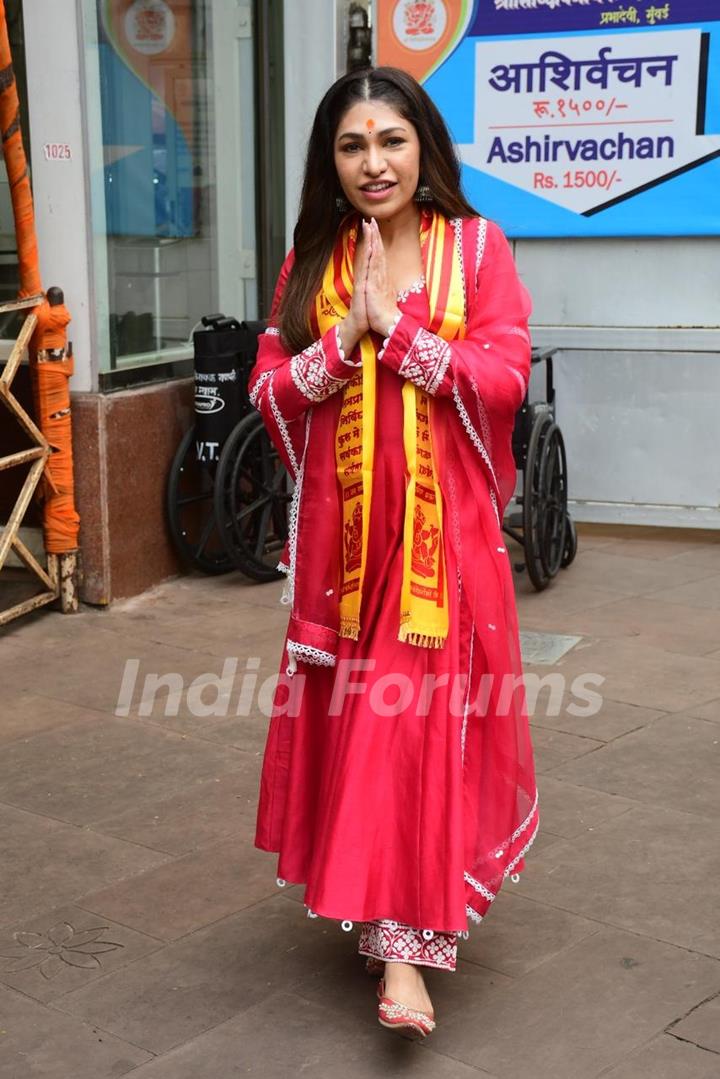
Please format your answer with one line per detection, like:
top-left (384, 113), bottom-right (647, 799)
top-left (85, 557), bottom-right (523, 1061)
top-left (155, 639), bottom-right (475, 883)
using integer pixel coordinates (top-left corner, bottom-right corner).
top-left (167, 323), bottom-right (576, 591)
top-left (503, 347), bottom-right (578, 590)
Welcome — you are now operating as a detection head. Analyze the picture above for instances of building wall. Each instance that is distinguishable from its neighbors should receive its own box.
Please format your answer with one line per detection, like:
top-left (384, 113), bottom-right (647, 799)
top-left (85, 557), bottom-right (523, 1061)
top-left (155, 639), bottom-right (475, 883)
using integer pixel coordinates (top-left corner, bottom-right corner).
top-left (283, 0), bottom-right (338, 240)
top-left (520, 236), bottom-right (720, 526)
top-left (24, 0), bottom-right (96, 393)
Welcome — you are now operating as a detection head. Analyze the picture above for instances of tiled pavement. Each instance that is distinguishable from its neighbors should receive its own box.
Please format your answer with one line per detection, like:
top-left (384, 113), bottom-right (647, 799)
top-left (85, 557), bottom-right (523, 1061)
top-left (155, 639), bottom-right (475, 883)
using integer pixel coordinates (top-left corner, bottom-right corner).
top-left (0, 524), bottom-right (719, 1078)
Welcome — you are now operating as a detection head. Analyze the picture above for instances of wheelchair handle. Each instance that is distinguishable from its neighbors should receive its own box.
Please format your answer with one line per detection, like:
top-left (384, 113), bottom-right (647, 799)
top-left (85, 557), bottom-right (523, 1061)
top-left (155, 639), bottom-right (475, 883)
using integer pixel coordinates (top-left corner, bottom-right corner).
top-left (200, 313), bottom-right (242, 332)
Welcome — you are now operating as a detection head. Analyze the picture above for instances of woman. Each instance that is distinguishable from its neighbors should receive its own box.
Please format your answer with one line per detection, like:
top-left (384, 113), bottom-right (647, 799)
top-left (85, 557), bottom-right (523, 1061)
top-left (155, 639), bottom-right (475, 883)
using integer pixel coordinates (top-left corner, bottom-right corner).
top-left (249, 66), bottom-right (538, 1040)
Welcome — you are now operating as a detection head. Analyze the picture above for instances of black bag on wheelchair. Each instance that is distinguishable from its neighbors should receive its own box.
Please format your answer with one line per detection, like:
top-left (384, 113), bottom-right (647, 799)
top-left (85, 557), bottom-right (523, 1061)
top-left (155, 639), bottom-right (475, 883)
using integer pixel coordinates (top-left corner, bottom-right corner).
top-left (192, 314), bottom-right (266, 465)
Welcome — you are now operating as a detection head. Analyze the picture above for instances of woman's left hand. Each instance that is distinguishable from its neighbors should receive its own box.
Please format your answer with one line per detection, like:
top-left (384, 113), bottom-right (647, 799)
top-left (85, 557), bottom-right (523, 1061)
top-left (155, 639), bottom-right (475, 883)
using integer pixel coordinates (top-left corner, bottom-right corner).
top-left (365, 218), bottom-right (401, 337)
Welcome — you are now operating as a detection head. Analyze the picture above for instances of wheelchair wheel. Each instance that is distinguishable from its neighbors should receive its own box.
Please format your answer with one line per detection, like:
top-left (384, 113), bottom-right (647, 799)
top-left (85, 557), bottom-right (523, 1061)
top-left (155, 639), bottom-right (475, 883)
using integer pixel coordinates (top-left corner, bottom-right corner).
top-left (537, 421), bottom-right (569, 579)
top-left (213, 412), bottom-right (291, 582)
top-left (561, 514), bottom-right (578, 568)
top-left (166, 426), bottom-right (233, 575)
top-left (522, 413), bottom-right (568, 591)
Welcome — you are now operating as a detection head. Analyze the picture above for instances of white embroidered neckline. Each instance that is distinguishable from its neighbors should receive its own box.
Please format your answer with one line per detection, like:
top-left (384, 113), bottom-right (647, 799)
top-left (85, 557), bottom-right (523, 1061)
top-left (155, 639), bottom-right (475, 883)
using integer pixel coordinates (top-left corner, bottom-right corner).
top-left (396, 274), bottom-right (426, 304)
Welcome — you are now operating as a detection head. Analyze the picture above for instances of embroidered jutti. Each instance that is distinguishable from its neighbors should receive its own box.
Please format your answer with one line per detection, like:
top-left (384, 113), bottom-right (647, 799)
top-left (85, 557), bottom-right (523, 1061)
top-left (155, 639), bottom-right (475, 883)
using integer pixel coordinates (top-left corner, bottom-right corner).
top-left (249, 212), bottom-right (538, 970)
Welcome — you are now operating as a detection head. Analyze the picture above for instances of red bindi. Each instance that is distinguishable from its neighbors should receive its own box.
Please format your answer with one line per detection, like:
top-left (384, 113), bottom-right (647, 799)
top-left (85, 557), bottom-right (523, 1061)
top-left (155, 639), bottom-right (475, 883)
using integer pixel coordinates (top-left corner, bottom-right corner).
top-left (366, 118), bottom-right (375, 131)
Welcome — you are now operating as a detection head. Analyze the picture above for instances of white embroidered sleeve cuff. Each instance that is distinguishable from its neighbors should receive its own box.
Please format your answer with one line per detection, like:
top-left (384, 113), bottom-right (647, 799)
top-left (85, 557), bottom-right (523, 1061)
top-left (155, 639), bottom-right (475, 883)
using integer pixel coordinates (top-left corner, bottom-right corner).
top-left (289, 325), bottom-right (364, 403)
top-left (378, 313), bottom-right (452, 396)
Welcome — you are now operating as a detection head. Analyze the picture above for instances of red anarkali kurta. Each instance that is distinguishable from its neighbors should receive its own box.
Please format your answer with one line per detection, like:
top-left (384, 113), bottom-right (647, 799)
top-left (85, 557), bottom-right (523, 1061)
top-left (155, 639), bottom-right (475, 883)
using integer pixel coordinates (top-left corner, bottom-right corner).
top-left (250, 214), bottom-right (538, 952)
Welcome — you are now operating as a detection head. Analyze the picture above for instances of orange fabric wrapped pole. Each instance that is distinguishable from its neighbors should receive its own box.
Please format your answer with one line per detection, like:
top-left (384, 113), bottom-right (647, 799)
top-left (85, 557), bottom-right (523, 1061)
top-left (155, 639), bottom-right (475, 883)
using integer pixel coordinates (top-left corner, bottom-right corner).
top-left (0, 2), bottom-right (80, 555)
top-left (0, 1), bottom-right (40, 298)
top-left (30, 291), bottom-right (81, 553)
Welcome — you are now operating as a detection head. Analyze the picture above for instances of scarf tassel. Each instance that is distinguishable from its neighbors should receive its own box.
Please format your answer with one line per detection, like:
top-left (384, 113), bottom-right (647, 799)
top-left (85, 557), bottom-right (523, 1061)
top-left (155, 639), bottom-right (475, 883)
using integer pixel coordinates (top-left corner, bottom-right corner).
top-left (398, 626), bottom-right (447, 649)
top-left (340, 617), bottom-right (361, 641)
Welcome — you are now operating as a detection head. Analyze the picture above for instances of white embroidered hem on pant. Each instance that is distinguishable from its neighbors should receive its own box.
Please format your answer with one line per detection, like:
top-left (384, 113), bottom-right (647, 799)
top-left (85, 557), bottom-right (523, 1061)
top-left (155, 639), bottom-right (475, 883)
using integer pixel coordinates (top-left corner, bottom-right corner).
top-left (358, 919), bottom-right (457, 971)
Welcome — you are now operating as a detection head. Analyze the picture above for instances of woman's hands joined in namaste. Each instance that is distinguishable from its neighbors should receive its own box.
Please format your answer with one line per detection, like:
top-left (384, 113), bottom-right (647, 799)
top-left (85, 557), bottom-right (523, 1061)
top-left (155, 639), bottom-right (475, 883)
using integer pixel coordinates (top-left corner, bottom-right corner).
top-left (338, 218), bottom-right (401, 357)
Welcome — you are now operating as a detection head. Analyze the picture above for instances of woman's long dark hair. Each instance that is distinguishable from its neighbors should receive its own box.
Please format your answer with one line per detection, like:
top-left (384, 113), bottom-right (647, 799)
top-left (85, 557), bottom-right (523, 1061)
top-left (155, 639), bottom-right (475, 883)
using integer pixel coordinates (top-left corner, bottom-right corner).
top-left (277, 66), bottom-right (479, 353)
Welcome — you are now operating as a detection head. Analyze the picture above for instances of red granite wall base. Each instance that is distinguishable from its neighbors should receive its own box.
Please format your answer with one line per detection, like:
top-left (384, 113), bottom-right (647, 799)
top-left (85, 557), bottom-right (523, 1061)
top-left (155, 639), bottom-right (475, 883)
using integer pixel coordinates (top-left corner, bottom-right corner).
top-left (72, 378), bottom-right (194, 604)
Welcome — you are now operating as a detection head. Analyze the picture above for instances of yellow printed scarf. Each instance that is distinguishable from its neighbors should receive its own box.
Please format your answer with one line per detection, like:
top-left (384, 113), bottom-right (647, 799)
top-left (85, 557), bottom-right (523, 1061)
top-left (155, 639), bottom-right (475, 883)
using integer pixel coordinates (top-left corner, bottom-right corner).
top-left (316, 211), bottom-right (465, 647)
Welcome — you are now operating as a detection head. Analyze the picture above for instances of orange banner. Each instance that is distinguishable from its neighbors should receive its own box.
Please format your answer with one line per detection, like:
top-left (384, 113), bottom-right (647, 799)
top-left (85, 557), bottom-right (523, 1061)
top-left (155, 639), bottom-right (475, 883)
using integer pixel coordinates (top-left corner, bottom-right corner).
top-left (100, 0), bottom-right (195, 150)
top-left (376, 0), bottom-right (471, 84)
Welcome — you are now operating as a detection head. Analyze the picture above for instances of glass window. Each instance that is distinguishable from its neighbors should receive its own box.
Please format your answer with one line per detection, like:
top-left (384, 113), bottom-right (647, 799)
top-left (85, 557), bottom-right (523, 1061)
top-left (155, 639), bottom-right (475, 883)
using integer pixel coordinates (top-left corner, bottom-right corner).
top-left (83, 0), bottom-right (258, 377)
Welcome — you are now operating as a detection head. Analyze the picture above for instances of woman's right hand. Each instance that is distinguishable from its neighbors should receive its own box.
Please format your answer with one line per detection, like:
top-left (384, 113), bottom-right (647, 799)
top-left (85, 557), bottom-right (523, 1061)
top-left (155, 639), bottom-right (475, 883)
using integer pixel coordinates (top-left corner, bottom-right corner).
top-left (338, 219), bottom-right (371, 356)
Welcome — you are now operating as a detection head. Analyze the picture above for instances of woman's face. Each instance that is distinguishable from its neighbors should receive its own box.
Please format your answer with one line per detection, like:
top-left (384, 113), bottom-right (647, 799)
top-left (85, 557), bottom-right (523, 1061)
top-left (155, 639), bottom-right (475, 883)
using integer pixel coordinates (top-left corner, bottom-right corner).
top-left (334, 99), bottom-right (421, 220)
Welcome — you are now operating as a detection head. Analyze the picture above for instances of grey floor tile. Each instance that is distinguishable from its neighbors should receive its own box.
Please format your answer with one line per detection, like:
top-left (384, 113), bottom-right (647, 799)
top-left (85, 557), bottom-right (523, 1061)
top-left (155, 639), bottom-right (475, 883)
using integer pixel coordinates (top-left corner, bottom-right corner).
top-left (0, 693), bottom-right (100, 747)
top-left (516, 581), bottom-right (624, 619)
top-left (79, 824), bottom-right (279, 940)
top-left (0, 717), bottom-right (241, 826)
top-left (540, 636), bottom-right (720, 713)
top-left (0, 904), bottom-right (162, 1003)
top-left (0, 983), bottom-right (151, 1078)
top-left (530, 696), bottom-right (666, 742)
top-left (529, 725), bottom-right (603, 774)
top-left (112, 638), bottom-right (284, 740)
top-left (0, 627), bottom-right (34, 658)
top-left (0, 803), bottom-right (168, 931)
top-left (121, 988), bottom-right (495, 1078)
top-left (549, 713), bottom-right (720, 818)
top-left (559, 528), bottom-right (618, 552)
top-left (107, 581), bottom-right (287, 656)
top-left (122, 633), bottom-right (285, 718)
top-left (525, 827), bottom-right (565, 859)
top-left (111, 573), bottom-right (286, 623)
top-left (431, 928), bottom-right (720, 1078)
top-left (458, 891), bottom-right (600, 978)
top-left (198, 711), bottom-right (273, 755)
top-left (602, 1033), bottom-right (720, 1078)
top-left (536, 549), bottom-right (711, 599)
top-left (519, 596), bottom-right (720, 658)
top-left (519, 804), bottom-right (720, 957)
top-left (90, 769), bottom-right (259, 855)
top-left (0, 606), bottom-right (112, 648)
top-left (533, 775), bottom-right (636, 839)
top-left (119, 613), bottom-right (285, 663)
top-left (55, 894), bottom-right (360, 1055)
top-left (666, 539), bottom-right (720, 566)
top-left (648, 572), bottom-right (720, 611)
top-left (669, 991), bottom-right (720, 1054)
top-left (688, 697), bottom-right (720, 723)
top-left (3, 625), bottom-right (268, 718)
top-left (599, 536), bottom-right (720, 563)
top-left (0, 623), bottom-right (153, 715)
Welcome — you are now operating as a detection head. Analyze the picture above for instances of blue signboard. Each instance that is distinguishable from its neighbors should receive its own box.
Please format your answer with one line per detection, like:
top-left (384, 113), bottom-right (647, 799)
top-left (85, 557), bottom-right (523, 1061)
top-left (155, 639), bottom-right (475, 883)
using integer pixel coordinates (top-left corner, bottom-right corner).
top-left (423, 1), bottom-right (720, 235)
